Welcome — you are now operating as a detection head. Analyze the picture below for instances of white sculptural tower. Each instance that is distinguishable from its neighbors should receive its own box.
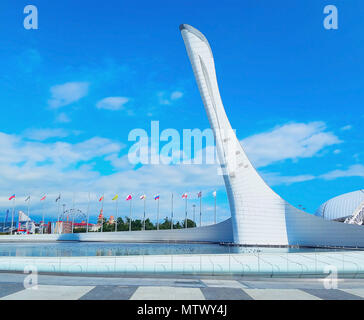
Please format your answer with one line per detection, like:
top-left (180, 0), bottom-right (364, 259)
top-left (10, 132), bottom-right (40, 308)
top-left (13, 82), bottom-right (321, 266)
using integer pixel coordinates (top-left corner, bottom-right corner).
top-left (180, 23), bottom-right (364, 247)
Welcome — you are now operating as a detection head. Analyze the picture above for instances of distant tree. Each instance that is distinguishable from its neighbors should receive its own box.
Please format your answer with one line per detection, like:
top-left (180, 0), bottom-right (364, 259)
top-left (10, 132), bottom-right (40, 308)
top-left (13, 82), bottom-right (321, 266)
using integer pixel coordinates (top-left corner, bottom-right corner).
top-left (159, 217), bottom-right (172, 230)
top-left (117, 217), bottom-right (129, 231)
top-left (102, 218), bottom-right (114, 232)
top-left (74, 227), bottom-right (86, 233)
top-left (144, 218), bottom-right (156, 230)
top-left (173, 221), bottom-right (183, 229)
top-left (131, 219), bottom-right (142, 231)
top-left (182, 219), bottom-right (196, 229)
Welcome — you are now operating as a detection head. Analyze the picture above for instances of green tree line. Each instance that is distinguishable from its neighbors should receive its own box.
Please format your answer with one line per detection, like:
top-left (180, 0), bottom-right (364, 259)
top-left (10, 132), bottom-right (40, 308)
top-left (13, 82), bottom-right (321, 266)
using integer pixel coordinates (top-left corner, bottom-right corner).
top-left (74, 217), bottom-right (197, 233)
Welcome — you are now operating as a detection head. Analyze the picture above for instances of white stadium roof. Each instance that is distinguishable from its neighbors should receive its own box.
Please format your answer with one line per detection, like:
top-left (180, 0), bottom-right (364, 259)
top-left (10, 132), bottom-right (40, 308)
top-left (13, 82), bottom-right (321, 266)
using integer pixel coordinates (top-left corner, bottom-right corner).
top-left (315, 190), bottom-right (364, 220)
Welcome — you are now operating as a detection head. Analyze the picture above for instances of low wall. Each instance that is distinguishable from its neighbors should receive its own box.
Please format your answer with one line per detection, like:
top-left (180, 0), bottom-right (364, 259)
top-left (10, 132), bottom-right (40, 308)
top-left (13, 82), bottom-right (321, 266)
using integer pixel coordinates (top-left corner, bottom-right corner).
top-left (0, 218), bottom-right (233, 243)
top-left (1, 250), bottom-right (363, 277)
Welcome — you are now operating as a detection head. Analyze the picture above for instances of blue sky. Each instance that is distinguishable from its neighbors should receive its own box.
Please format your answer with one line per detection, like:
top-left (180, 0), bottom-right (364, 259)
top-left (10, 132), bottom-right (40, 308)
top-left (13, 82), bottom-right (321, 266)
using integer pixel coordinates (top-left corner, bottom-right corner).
top-left (0, 0), bottom-right (363, 224)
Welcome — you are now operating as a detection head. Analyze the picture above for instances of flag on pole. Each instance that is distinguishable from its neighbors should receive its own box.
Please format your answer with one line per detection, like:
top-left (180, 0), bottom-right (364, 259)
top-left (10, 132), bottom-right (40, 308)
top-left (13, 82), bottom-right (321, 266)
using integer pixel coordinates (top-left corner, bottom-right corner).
top-left (140, 195), bottom-right (146, 200)
top-left (126, 194), bottom-right (132, 201)
top-left (99, 195), bottom-right (104, 202)
top-left (9, 195), bottom-right (15, 201)
top-left (55, 194), bottom-right (61, 202)
top-left (112, 194), bottom-right (119, 201)
top-left (25, 196), bottom-right (30, 202)
top-left (212, 191), bottom-right (217, 197)
top-left (197, 191), bottom-right (202, 198)
top-left (40, 195), bottom-right (46, 201)
top-left (154, 195), bottom-right (160, 200)
top-left (182, 193), bottom-right (188, 199)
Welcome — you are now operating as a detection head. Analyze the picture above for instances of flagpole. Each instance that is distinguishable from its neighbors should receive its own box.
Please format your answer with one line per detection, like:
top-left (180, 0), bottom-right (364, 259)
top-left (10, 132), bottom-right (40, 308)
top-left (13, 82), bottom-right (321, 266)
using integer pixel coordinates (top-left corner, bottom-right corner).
top-left (129, 198), bottom-right (132, 232)
top-left (41, 197), bottom-right (45, 234)
top-left (101, 194), bottom-right (104, 233)
top-left (115, 196), bottom-right (119, 232)
top-left (143, 197), bottom-right (146, 231)
top-left (5, 210), bottom-right (9, 234)
top-left (171, 193), bottom-right (173, 230)
top-left (156, 197), bottom-right (160, 230)
top-left (185, 196), bottom-right (188, 229)
top-left (10, 198), bottom-right (15, 235)
top-left (57, 200), bottom-right (61, 234)
top-left (56, 195), bottom-right (60, 234)
top-left (199, 194), bottom-right (202, 227)
top-left (86, 192), bottom-right (90, 233)
top-left (26, 197), bottom-right (30, 233)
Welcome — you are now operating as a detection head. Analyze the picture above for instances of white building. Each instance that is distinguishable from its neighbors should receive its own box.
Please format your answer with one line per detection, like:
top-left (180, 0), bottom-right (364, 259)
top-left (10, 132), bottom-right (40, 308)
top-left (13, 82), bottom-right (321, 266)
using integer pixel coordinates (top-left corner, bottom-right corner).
top-left (316, 190), bottom-right (364, 221)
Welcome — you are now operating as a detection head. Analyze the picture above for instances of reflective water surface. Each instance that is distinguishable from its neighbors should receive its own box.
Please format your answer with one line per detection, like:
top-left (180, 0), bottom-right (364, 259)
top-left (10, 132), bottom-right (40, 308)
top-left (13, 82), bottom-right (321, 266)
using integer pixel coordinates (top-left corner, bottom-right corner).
top-left (0, 242), bottom-right (356, 257)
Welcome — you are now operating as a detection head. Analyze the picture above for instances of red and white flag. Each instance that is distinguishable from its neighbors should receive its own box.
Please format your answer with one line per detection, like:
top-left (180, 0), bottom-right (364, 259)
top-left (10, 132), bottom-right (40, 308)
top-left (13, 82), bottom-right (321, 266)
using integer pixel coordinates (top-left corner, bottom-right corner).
top-left (182, 193), bottom-right (188, 199)
top-left (126, 194), bottom-right (132, 201)
top-left (99, 195), bottom-right (104, 202)
top-left (40, 195), bottom-right (46, 201)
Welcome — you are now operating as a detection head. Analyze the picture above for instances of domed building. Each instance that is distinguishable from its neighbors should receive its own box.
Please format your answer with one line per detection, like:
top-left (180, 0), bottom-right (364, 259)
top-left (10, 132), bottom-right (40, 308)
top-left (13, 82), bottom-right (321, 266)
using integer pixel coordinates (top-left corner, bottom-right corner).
top-left (315, 190), bottom-right (364, 222)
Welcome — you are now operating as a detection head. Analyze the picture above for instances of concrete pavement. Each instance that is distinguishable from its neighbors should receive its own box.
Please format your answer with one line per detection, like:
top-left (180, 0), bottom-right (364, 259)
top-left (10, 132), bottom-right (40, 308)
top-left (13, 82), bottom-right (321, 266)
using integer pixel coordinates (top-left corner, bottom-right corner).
top-left (1, 272), bottom-right (364, 300)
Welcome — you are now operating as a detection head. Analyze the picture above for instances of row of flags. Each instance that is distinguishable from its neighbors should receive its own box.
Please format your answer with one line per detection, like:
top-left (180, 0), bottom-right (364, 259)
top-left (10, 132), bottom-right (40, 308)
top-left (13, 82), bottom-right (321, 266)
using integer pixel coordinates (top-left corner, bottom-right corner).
top-left (8, 194), bottom-right (53, 202)
top-left (104, 191), bottom-right (215, 201)
top-left (7, 191), bottom-right (217, 203)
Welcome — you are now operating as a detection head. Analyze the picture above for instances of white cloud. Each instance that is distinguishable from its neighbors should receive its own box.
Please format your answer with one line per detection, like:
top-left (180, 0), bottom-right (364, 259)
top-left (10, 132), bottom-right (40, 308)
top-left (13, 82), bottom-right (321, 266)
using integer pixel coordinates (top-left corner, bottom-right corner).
top-left (319, 164), bottom-right (364, 180)
top-left (96, 96), bottom-right (130, 111)
top-left (158, 91), bottom-right (184, 105)
top-left (0, 132), bottom-right (124, 176)
top-left (23, 128), bottom-right (69, 141)
top-left (262, 172), bottom-right (315, 186)
top-left (171, 91), bottom-right (183, 100)
top-left (48, 82), bottom-right (89, 109)
top-left (241, 122), bottom-right (341, 168)
top-left (341, 125), bottom-right (353, 131)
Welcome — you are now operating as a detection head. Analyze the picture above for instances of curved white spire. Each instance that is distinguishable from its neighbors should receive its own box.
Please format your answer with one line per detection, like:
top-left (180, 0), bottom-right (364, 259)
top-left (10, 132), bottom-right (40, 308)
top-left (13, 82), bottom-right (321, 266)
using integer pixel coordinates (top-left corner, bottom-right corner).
top-left (180, 24), bottom-right (364, 247)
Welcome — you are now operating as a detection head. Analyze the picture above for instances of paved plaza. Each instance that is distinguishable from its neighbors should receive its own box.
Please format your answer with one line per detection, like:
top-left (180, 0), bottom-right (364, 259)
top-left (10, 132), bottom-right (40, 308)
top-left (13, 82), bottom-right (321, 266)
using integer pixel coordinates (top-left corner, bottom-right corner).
top-left (1, 272), bottom-right (364, 300)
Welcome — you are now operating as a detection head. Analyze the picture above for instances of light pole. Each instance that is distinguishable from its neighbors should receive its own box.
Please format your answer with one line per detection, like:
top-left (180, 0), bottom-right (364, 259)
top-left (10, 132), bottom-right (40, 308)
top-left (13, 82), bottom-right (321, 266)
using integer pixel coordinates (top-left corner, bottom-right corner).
top-left (40, 195), bottom-right (46, 234)
top-left (56, 194), bottom-right (61, 234)
top-left (71, 193), bottom-right (75, 234)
